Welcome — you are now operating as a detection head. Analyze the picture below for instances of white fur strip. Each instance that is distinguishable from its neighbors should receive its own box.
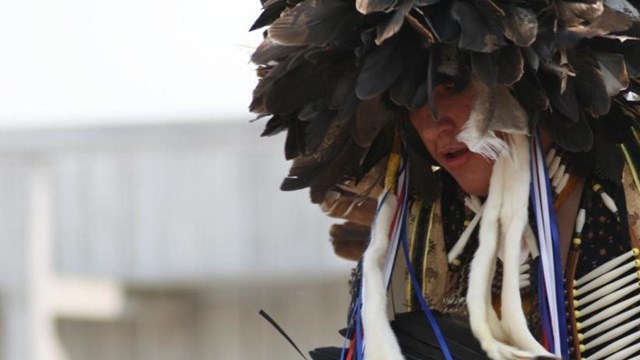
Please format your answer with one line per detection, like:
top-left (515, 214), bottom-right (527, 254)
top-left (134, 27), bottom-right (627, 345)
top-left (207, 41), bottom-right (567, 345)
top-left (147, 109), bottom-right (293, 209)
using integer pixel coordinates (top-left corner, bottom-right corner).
top-left (467, 137), bottom-right (507, 354)
top-left (362, 193), bottom-right (404, 360)
top-left (499, 135), bottom-right (551, 355)
top-left (468, 134), bottom-right (556, 360)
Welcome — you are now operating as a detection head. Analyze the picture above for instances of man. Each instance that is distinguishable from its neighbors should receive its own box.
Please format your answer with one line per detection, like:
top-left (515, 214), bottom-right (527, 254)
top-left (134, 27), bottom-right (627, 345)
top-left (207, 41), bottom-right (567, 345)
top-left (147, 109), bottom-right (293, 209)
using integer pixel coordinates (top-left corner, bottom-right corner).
top-left (249, 1), bottom-right (640, 359)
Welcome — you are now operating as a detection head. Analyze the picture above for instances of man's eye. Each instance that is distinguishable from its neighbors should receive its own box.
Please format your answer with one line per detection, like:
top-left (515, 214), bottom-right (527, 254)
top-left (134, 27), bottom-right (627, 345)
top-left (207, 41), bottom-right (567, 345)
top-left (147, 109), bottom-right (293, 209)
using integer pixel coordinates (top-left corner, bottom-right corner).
top-left (442, 81), bottom-right (456, 89)
top-left (434, 82), bottom-right (457, 95)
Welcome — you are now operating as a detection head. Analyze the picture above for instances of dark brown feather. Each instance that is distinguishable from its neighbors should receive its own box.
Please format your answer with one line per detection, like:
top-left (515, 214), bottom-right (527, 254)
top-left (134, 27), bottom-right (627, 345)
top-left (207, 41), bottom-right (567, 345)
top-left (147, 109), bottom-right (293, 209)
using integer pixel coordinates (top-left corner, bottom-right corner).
top-left (556, 0), bottom-right (604, 28)
top-left (307, 141), bottom-right (366, 201)
top-left (251, 38), bottom-right (303, 65)
top-left (268, 0), bottom-right (357, 46)
top-left (353, 97), bottom-right (397, 148)
top-left (564, 5), bottom-right (634, 38)
top-left (330, 222), bottom-right (371, 261)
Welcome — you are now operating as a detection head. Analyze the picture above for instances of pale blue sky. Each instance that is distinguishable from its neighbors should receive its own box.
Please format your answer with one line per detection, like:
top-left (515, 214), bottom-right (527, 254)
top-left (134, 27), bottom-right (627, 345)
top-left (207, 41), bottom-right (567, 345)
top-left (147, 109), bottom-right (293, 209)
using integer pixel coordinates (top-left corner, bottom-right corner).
top-left (0, 0), bottom-right (263, 128)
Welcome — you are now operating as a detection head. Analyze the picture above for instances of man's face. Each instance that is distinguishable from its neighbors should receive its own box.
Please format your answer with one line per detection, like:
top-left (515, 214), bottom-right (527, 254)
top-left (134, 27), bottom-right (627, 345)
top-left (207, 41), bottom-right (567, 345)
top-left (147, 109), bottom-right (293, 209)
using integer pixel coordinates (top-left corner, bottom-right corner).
top-left (409, 83), bottom-right (494, 196)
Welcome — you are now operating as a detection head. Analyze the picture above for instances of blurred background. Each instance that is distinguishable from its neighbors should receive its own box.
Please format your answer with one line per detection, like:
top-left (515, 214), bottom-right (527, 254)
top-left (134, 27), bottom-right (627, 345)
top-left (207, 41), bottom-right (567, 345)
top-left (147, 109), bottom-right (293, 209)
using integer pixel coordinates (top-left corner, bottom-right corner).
top-left (0, 0), bottom-right (353, 359)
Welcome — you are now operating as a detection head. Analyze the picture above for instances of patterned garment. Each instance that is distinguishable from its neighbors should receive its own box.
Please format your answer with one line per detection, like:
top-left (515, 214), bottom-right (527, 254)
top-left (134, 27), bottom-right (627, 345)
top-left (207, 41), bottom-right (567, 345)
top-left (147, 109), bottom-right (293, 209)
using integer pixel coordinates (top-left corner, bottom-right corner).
top-left (402, 168), bottom-right (640, 359)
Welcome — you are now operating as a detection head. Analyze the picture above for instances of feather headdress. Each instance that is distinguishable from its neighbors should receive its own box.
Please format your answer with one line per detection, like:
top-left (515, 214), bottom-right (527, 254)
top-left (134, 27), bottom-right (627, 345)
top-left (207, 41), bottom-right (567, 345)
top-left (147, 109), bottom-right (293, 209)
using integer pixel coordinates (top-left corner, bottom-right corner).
top-left (249, 0), bottom-right (640, 359)
top-left (251, 0), bottom-right (640, 204)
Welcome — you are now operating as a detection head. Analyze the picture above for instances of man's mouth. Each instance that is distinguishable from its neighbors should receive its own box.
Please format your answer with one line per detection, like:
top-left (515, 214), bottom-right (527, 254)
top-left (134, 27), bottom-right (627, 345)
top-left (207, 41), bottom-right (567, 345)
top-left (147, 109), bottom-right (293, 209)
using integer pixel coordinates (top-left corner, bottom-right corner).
top-left (440, 146), bottom-right (471, 169)
top-left (445, 148), bottom-right (469, 159)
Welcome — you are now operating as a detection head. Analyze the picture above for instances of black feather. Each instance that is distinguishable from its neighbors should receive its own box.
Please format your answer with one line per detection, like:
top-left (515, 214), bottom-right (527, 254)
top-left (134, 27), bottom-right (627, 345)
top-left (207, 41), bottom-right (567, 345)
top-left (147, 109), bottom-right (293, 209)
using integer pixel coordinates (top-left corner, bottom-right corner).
top-left (426, 1), bottom-right (459, 42)
top-left (356, 0), bottom-right (399, 14)
top-left (361, 120), bottom-right (395, 175)
top-left (495, 45), bottom-right (524, 85)
top-left (390, 48), bottom-right (429, 109)
top-left (391, 311), bottom-right (491, 360)
top-left (281, 113), bottom-right (356, 191)
top-left (451, 1), bottom-right (505, 53)
top-left (251, 51), bottom-right (307, 113)
top-left (501, 5), bottom-right (538, 47)
top-left (590, 119), bottom-right (625, 184)
top-left (249, 0), bottom-right (288, 31)
top-left (265, 60), bottom-right (327, 114)
top-left (522, 46), bottom-right (541, 72)
top-left (280, 150), bottom-right (334, 191)
top-left (513, 69), bottom-right (549, 114)
top-left (539, 70), bottom-right (581, 123)
top-left (599, 101), bottom-right (633, 143)
top-left (284, 119), bottom-right (306, 160)
top-left (569, 47), bottom-right (611, 116)
top-left (375, 0), bottom-right (415, 44)
top-left (539, 111), bottom-right (594, 152)
top-left (356, 34), bottom-right (404, 99)
top-left (471, 52), bottom-right (499, 87)
top-left (586, 38), bottom-right (640, 78)
top-left (405, 7), bottom-right (439, 44)
top-left (326, 66), bottom-right (362, 120)
top-left (531, 9), bottom-right (558, 61)
top-left (472, 46), bottom-right (524, 87)
top-left (594, 52), bottom-right (630, 96)
top-left (261, 115), bottom-right (289, 137)
top-left (309, 347), bottom-right (341, 360)
top-left (307, 142), bottom-right (363, 202)
top-left (303, 107), bottom-right (337, 154)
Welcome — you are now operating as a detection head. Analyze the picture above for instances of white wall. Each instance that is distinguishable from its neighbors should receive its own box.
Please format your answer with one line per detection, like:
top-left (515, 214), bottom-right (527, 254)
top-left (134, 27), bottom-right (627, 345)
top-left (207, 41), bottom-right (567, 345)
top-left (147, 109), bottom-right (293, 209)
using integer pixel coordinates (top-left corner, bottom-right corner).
top-left (0, 121), bottom-right (354, 360)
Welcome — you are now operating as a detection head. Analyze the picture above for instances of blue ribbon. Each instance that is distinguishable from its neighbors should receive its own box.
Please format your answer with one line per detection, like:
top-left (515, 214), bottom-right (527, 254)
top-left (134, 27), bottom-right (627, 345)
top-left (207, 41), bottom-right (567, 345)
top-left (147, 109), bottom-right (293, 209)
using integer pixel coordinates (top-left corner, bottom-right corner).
top-left (398, 164), bottom-right (453, 360)
top-left (530, 132), bottom-right (569, 357)
top-left (355, 298), bottom-right (364, 360)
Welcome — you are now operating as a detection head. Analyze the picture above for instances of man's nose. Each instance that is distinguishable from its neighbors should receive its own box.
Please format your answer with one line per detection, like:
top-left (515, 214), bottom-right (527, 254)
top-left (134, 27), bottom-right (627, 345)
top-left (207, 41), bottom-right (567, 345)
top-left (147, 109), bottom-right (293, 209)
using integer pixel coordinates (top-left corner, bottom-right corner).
top-left (431, 114), bottom-right (456, 138)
